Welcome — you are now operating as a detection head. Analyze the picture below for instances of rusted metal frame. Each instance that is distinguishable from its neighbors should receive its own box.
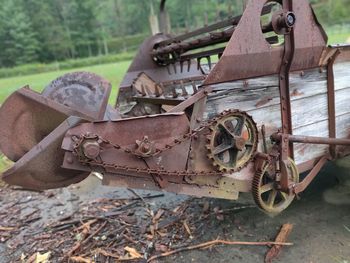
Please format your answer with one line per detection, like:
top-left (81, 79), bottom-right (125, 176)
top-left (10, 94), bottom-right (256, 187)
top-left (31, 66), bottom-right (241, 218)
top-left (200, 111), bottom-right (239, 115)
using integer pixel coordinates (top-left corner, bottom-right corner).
top-left (291, 155), bottom-right (329, 194)
top-left (132, 96), bottom-right (185, 105)
top-left (186, 96), bottom-right (208, 172)
top-left (97, 84), bottom-right (112, 120)
top-left (172, 35), bottom-right (278, 65)
top-left (153, 29), bottom-right (278, 64)
top-left (190, 97), bottom-right (208, 130)
top-left (179, 47), bottom-right (226, 63)
top-left (169, 86), bottom-right (213, 113)
top-left (156, 17), bottom-right (241, 47)
top-left (152, 28), bottom-right (235, 58)
top-left (326, 49), bottom-right (341, 158)
top-left (296, 158), bottom-right (319, 174)
top-left (157, 4), bottom-right (274, 47)
top-left (17, 86), bottom-right (93, 121)
top-left (272, 133), bottom-right (350, 146)
top-left (278, 0), bottom-right (296, 191)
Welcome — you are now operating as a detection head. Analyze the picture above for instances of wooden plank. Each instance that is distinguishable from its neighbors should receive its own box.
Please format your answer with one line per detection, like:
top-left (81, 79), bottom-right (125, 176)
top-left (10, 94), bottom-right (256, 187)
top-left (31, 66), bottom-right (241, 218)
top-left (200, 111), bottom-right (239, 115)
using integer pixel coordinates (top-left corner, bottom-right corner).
top-left (265, 223), bottom-right (294, 263)
top-left (293, 112), bottom-right (350, 164)
top-left (204, 61), bottom-right (350, 165)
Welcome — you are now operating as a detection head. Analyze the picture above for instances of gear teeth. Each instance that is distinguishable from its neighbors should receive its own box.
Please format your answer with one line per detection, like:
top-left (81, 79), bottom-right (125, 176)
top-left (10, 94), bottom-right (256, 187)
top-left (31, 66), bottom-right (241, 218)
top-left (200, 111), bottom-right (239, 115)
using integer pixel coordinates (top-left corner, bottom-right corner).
top-left (251, 158), bottom-right (299, 214)
top-left (205, 109), bottom-right (258, 174)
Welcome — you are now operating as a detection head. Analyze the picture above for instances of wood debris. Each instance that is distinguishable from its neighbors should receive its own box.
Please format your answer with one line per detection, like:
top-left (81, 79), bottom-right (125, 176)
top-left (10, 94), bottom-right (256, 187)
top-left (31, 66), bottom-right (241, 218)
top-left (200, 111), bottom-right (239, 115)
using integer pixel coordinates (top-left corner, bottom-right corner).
top-left (265, 223), bottom-right (294, 263)
top-left (0, 186), bottom-right (294, 262)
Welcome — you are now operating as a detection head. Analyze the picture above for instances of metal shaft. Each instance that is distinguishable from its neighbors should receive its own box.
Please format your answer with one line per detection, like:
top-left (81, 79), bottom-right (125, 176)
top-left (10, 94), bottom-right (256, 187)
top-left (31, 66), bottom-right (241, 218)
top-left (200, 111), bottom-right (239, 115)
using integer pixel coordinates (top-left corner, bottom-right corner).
top-left (272, 133), bottom-right (350, 146)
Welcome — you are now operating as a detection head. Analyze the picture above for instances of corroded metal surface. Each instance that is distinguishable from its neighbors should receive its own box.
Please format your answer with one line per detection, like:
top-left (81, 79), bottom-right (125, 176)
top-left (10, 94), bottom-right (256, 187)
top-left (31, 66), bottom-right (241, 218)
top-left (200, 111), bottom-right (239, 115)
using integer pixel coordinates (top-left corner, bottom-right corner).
top-left (2, 116), bottom-right (90, 190)
top-left (0, 87), bottom-right (90, 162)
top-left (204, 0), bottom-right (327, 85)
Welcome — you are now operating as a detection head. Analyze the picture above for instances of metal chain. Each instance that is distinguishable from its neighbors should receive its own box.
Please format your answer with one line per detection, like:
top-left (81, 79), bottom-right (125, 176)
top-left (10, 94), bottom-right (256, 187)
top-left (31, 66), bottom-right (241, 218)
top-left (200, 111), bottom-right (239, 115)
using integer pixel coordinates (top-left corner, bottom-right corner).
top-left (72, 109), bottom-right (252, 177)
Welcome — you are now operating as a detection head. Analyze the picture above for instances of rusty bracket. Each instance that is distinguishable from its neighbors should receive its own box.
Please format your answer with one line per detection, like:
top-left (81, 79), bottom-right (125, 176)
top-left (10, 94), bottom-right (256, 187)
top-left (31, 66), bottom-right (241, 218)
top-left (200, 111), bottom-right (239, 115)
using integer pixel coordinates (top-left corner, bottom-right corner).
top-left (291, 155), bottom-right (329, 194)
top-left (326, 49), bottom-right (341, 158)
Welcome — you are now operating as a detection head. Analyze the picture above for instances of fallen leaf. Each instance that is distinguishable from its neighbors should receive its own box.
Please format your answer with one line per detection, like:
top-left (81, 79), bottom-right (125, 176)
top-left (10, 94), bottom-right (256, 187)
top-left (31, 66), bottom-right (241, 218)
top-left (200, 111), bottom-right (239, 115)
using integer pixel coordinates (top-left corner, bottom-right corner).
top-left (34, 252), bottom-right (51, 263)
top-left (70, 256), bottom-right (92, 263)
top-left (124, 246), bottom-right (142, 259)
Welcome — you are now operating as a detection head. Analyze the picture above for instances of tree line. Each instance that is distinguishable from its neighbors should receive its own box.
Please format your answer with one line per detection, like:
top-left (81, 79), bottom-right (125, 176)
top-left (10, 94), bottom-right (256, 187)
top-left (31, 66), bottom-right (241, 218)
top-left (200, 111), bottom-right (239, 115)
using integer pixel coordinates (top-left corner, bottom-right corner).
top-left (0, 0), bottom-right (348, 68)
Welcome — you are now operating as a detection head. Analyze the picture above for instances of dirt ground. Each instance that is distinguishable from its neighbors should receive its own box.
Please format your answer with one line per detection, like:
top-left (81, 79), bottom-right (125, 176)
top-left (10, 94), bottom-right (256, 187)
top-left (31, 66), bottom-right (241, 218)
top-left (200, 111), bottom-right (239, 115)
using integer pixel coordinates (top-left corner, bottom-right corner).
top-left (0, 161), bottom-right (349, 263)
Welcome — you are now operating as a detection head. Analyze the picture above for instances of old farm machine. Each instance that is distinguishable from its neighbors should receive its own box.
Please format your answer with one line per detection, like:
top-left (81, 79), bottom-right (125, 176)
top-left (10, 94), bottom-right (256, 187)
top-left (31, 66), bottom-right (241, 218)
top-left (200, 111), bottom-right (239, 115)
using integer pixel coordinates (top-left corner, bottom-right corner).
top-left (0, 0), bottom-right (349, 214)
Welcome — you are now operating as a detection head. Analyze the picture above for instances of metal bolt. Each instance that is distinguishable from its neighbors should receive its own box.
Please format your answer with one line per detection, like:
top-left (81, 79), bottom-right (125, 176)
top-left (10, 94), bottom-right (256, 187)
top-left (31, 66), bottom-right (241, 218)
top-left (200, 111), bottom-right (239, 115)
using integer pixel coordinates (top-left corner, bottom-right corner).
top-left (82, 141), bottom-right (100, 159)
top-left (66, 156), bottom-right (73, 164)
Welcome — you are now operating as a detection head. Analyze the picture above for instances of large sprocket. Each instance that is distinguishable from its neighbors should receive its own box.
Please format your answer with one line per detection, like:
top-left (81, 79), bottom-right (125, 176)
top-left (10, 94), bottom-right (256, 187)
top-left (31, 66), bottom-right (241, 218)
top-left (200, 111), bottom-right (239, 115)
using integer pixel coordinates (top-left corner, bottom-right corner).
top-left (206, 109), bottom-right (258, 173)
top-left (252, 158), bottom-right (299, 214)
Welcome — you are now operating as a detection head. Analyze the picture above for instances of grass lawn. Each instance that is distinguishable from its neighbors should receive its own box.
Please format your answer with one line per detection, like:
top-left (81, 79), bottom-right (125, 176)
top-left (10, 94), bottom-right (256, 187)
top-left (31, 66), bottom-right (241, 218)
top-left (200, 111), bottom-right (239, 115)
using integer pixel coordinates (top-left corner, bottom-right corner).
top-left (0, 60), bottom-right (131, 106)
top-left (328, 32), bottom-right (350, 44)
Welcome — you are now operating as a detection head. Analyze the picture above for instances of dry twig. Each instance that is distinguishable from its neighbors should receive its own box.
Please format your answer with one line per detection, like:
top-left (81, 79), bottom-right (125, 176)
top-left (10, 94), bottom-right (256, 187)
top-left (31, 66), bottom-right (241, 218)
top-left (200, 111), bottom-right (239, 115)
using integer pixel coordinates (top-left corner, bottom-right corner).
top-left (147, 239), bottom-right (293, 262)
top-left (67, 219), bottom-right (98, 256)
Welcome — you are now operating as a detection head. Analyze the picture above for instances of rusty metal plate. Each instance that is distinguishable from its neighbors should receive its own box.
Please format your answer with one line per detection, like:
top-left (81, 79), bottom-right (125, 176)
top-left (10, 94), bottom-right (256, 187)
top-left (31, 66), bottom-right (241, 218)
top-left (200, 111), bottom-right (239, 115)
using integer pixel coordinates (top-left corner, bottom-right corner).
top-left (42, 72), bottom-right (111, 120)
top-left (2, 116), bottom-right (89, 190)
top-left (62, 113), bottom-right (191, 176)
top-left (0, 87), bottom-right (93, 162)
top-left (204, 0), bottom-right (327, 85)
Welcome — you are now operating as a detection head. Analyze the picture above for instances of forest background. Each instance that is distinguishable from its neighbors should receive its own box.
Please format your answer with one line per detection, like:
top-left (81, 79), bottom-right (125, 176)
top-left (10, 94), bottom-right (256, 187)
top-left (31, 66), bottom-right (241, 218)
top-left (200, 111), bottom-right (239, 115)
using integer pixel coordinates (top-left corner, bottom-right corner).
top-left (0, 0), bottom-right (348, 70)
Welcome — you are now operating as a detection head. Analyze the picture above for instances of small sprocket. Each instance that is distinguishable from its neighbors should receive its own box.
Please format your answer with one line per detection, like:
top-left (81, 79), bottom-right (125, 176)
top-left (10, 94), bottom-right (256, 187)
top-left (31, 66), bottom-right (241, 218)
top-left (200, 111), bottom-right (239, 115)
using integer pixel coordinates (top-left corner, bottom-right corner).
top-left (206, 109), bottom-right (258, 173)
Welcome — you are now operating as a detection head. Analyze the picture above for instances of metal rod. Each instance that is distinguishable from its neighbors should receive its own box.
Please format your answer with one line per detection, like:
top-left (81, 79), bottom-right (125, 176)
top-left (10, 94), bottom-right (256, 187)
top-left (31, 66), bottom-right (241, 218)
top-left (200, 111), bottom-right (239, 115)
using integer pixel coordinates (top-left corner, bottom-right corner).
top-left (272, 133), bottom-right (350, 146)
top-left (156, 3), bottom-right (274, 47)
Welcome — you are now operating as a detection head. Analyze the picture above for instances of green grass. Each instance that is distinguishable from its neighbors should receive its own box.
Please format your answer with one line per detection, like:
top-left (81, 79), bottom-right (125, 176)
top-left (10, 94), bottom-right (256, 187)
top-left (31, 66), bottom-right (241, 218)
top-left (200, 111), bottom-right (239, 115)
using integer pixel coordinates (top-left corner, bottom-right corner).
top-left (0, 60), bottom-right (131, 106)
top-left (0, 153), bottom-right (11, 171)
top-left (328, 32), bottom-right (350, 44)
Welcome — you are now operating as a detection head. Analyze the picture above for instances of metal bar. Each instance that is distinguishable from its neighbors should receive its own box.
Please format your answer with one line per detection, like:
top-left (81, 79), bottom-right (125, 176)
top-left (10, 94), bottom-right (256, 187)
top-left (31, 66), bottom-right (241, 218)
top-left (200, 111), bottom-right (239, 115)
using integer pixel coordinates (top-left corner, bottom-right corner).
top-left (272, 133), bottom-right (350, 146)
top-left (169, 86), bottom-right (212, 113)
top-left (156, 4), bottom-right (274, 47)
top-left (292, 155), bottom-right (328, 194)
top-left (132, 96), bottom-right (185, 105)
top-left (279, 0), bottom-right (295, 156)
top-left (326, 49), bottom-right (341, 157)
top-left (153, 26), bottom-right (278, 61)
top-left (152, 28), bottom-right (235, 57)
top-left (180, 47), bottom-right (226, 62)
top-left (157, 16), bottom-right (241, 47)
top-left (279, 0), bottom-right (296, 191)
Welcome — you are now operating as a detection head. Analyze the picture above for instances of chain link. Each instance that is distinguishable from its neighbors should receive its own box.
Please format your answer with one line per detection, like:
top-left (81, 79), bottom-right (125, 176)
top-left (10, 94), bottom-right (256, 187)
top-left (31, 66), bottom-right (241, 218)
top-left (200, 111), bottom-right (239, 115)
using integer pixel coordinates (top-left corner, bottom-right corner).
top-left (72, 110), bottom-right (253, 177)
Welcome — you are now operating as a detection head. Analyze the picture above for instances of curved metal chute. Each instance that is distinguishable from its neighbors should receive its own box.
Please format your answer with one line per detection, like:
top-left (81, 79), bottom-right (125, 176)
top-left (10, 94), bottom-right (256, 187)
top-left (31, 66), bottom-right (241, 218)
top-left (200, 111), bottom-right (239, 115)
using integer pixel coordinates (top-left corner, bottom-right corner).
top-left (2, 116), bottom-right (90, 190)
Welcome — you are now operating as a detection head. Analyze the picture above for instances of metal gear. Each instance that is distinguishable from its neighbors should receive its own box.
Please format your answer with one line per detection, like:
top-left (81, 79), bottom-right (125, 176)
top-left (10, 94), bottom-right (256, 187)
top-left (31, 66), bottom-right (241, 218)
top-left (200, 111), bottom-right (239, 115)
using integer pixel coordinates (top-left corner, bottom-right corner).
top-left (252, 158), bottom-right (299, 214)
top-left (206, 109), bottom-right (258, 173)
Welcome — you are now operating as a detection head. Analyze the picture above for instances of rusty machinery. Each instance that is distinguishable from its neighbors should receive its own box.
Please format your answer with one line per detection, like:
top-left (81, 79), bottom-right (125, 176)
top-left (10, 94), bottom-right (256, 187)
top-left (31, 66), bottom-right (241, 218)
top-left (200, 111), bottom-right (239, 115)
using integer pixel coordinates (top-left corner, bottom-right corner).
top-left (0, 0), bottom-right (350, 215)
